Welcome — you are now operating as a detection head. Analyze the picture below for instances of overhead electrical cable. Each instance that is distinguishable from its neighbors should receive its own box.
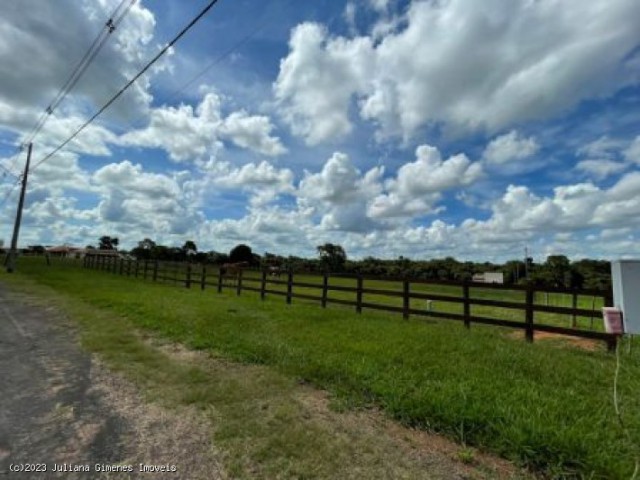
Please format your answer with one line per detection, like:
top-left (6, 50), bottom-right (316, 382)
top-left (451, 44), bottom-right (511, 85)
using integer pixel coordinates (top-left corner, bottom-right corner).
top-left (114, 0), bottom-right (297, 134)
top-left (0, 163), bottom-right (19, 181)
top-left (151, 0), bottom-right (295, 113)
top-left (32, 0), bottom-right (222, 173)
top-left (0, 177), bottom-right (22, 209)
top-left (21, 0), bottom-right (136, 147)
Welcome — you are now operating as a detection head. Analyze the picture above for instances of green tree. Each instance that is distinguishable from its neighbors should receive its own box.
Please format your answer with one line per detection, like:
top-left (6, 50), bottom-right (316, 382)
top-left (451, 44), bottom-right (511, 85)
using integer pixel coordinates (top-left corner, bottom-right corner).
top-left (131, 238), bottom-right (156, 260)
top-left (182, 240), bottom-right (197, 258)
top-left (99, 236), bottom-right (119, 250)
top-left (317, 243), bottom-right (347, 272)
top-left (544, 255), bottom-right (571, 287)
top-left (229, 244), bottom-right (253, 263)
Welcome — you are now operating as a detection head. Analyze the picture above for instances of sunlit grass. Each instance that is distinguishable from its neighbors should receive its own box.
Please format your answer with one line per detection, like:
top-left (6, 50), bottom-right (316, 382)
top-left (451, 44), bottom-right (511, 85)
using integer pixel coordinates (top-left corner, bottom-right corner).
top-left (4, 257), bottom-right (638, 478)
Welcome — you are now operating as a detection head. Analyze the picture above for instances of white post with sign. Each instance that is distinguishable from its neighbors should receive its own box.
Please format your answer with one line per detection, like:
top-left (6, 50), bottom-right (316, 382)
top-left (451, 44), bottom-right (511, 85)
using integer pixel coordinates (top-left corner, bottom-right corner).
top-left (611, 260), bottom-right (640, 334)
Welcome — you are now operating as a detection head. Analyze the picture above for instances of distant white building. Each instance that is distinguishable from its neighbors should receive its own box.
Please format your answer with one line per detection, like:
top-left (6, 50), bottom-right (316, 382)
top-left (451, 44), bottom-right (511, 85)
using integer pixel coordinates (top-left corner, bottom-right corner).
top-left (472, 272), bottom-right (504, 284)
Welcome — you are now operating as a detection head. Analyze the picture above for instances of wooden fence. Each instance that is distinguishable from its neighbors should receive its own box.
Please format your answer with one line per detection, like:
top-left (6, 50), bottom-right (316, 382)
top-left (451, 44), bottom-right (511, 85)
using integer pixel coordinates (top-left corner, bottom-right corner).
top-left (83, 254), bottom-right (619, 350)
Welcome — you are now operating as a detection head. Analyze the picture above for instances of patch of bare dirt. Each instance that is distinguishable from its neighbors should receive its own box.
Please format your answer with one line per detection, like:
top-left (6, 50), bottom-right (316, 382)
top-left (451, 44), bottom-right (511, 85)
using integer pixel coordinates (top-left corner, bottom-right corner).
top-left (294, 388), bottom-right (522, 480)
top-left (96, 359), bottom-right (223, 478)
top-left (143, 335), bottom-right (529, 480)
top-left (507, 330), bottom-right (601, 351)
top-left (0, 287), bottom-right (225, 480)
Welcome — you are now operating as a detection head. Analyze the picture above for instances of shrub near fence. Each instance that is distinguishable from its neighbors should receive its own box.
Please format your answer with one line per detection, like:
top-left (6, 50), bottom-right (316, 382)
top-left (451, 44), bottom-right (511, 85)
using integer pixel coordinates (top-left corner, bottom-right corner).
top-left (83, 255), bottom-right (619, 350)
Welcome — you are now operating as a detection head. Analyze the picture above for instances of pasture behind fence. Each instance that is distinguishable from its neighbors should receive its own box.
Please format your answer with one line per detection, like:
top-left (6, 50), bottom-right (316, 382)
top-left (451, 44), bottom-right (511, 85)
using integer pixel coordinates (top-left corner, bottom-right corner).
top-left (83, 254), bottom-right (619, 350)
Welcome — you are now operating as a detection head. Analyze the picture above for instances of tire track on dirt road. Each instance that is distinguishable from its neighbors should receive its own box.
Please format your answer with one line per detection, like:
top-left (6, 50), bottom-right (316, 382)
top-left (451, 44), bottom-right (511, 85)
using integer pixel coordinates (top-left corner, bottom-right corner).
top-left (0, 286), bottom-right (223, 479)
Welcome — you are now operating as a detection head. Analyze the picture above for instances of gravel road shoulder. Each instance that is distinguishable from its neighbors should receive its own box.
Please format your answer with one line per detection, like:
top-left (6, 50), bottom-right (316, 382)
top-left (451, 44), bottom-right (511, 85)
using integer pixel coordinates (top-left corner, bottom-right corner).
top-left (0, 285), bottom-right (223, 479)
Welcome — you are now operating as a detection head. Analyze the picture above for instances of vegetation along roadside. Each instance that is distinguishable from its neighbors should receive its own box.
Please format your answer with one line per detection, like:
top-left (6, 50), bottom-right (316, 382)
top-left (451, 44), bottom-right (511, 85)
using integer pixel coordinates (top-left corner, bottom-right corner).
top-left (3, 258), bottom-right (639, 478)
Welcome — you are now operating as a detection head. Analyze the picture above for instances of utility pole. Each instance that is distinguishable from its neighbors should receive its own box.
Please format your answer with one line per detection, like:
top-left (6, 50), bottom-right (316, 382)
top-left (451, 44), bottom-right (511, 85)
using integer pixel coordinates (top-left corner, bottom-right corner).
top-left (6, 142), bottom-right (32, 273)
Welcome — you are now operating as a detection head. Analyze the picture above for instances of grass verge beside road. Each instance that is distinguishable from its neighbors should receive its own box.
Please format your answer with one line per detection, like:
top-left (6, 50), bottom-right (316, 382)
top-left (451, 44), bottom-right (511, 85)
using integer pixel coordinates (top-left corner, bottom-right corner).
top-left (3, 259), bottom-right (640, 478)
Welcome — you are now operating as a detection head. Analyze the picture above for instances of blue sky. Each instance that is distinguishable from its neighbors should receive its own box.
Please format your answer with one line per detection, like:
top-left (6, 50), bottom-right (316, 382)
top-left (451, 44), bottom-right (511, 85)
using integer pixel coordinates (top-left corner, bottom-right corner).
top-left (0, 0), bottom-right (639, 261)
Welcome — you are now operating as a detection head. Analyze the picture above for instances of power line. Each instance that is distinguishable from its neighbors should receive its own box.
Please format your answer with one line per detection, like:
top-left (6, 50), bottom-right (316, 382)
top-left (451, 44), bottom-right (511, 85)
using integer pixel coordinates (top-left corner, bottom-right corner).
top-left (121, 0), bottom-right (296, 132)
top-left (114, 0), bottom-right (295, 135)
top-left (21, 0), bottom-right (136, 147)
top-left (0, 163), bottom-right (19, 181)
top-left (32, 0), bottom-right (222, 173)
top-left (0, 177), bottom-right (22, 210)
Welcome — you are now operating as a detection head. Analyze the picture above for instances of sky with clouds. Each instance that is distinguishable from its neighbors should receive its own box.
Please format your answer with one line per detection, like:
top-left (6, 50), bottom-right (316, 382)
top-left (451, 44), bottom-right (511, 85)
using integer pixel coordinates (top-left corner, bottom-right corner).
top-left (0, 0), bottom-right (639, 262)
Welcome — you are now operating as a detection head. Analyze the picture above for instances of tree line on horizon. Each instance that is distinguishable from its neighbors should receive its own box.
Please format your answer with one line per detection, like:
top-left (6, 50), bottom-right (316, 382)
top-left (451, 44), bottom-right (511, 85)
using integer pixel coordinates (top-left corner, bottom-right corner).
top-left (28, 236), bottom-right (612, 291)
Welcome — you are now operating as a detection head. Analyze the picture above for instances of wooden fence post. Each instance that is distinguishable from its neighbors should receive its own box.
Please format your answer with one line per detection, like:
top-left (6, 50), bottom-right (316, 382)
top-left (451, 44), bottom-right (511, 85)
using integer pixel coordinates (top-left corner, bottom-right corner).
top-left (525, 285), bottom-right (534, 343)
top-left (186, 263), bottom-right (192, 289)
top-left (217, 268), bottom-right (223, 293)
top-left (153, 261), bottom-right (158, 282)
top-left (236, 269), bottom-right (243, 296)
top-left (321, 272), bottom-right (328, 308)
top-left (403, 278), bottom-right (410, 320)
top-left (463, 281), bottom-right (470, 329)
top-left (200, 265), bottom-right (206, 291)
top-left (119, 258), bottom-right (124, 275)
top-left (286, 271), bottom-right (293, 304)
top-left (356, 275), bottom-right (363, 314)
top-left (260, 270), bottom-right (266, 300)
top-left (134, 260), bottom-right (139, 278)
top-left (127, 259), bottom-right (132, 276)
top-left (143, 260), bottom-right (148, 280)
top-left (571, 290), bottom-right (577, 328)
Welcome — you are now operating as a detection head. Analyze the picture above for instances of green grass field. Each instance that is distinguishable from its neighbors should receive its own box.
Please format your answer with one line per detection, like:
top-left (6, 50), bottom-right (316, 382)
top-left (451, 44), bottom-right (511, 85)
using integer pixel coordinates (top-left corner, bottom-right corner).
top-left (235, 271), bottom-right (606, 332)
top-left (140, 260), bottom-right (606, 333)
top-left (4, 258), bottom-right (639, 478)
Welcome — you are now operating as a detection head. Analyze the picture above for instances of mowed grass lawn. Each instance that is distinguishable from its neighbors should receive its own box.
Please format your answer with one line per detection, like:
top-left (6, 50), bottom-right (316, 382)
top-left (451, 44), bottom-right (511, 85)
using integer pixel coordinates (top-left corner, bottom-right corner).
top-left (6, 258), bottom-right (640, 478)
top-left (235, 271), bottom-right (606, 332)
top-left (151, 261), bottom-right (606, 331)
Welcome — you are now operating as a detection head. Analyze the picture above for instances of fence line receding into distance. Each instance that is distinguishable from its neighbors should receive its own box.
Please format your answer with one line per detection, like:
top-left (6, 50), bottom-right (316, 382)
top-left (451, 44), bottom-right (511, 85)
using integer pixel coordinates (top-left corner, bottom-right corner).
top-left (82, 254), bottom-right (619, 351)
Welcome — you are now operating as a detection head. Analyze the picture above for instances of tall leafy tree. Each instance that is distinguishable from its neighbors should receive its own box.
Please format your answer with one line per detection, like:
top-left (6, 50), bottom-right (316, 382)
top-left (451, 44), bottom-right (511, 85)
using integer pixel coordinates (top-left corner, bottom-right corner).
top-left (182, 240), bottom-right (197, 256)
top-left (182, 240), bottom-right (198, 261)
top-left (229, 244), bottom-right (253, 263)
top-left (317, 243), bottom-right (347, 272)
top-left (99, 236), bottom-right (119, 250)
top-left (131, 238), bottom-right (156, 260)
top-left (544, 255), bottom-right (571, 287)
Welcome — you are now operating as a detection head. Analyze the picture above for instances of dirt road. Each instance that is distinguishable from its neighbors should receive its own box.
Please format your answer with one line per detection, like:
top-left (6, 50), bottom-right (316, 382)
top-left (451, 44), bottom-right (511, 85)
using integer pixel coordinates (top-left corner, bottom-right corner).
top-left (0, 286), bottom-right (221, 479)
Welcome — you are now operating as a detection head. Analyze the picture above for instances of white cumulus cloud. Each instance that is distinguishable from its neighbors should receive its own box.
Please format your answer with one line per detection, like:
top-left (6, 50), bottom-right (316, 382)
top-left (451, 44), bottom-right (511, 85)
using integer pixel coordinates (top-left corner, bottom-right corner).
top-left (482, 130), bottom-right (539, 165)
top-left (275, 0), bottom-right (640, 143)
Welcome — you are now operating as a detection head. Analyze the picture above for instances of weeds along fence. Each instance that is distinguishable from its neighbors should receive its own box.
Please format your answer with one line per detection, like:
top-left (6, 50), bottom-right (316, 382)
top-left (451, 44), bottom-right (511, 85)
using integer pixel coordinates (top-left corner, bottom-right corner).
top-left (83, 254), bottom-right (619, 350)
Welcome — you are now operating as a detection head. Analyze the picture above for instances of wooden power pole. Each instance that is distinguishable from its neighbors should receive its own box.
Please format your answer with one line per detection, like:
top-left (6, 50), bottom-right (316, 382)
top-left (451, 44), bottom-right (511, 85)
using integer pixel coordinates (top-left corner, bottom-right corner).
top-left (6, 143), bottom-right (33, 273)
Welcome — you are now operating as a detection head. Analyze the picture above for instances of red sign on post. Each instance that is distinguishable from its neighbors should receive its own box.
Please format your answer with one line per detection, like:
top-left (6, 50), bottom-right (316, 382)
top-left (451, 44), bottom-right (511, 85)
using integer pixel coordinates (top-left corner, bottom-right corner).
top-left (602, 307), bottom-right (624, 334)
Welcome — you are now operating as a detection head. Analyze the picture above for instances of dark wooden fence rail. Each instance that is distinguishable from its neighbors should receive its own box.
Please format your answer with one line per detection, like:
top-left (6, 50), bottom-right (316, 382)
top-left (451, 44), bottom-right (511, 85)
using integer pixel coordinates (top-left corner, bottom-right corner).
top-left (82, 255), bottom-right (618, 350)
